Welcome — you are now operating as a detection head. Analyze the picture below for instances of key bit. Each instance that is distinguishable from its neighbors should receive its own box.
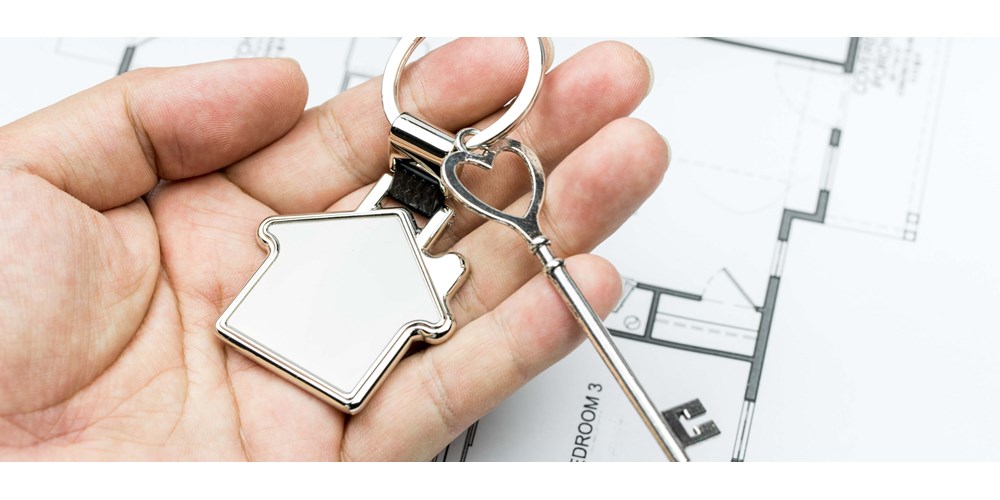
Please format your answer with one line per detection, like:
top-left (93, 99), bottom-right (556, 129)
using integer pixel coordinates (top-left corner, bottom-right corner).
top-left (663, 399), bottom-right (721, 448)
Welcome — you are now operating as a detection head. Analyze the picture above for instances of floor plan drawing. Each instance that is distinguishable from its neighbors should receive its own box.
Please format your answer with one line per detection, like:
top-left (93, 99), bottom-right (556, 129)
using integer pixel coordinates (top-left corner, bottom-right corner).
top-left (2, 37), bottom-right (997, 461)
top-left (436, 37), bottom-right (990, 462)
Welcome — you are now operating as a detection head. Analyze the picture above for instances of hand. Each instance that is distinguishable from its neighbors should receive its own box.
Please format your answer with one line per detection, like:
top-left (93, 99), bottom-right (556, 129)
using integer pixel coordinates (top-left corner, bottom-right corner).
top-left (0, 38), bottom-right (667, 460)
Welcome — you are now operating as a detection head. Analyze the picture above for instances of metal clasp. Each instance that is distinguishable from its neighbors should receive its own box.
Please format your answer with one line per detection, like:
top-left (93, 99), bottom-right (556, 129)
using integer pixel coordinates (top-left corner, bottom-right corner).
top-left (383, 37), bottom-right (549, 178)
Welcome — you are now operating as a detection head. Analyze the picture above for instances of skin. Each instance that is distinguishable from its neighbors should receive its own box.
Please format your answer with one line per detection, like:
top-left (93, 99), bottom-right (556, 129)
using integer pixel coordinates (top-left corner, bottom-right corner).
top-left (0, 38), bottom-right (669, 461)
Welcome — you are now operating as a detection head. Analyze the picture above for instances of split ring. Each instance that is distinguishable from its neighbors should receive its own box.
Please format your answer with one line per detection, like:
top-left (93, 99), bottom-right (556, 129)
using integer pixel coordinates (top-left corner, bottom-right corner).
top-left (382, 37), bottom-right (547, 150)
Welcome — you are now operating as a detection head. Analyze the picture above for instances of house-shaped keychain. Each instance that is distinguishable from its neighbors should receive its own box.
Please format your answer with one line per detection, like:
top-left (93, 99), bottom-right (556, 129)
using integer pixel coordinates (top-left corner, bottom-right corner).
top-left (217, 174), bottom-right (466, 413)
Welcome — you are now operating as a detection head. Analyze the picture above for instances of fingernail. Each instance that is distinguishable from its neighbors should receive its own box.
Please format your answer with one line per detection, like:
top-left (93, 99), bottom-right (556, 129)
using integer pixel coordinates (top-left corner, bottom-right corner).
top-left (541, 37), bottom-right (555, 69)
top-left (661, 134), bottom-right (673, 168)
top-left (642, 53), bottom-right (655, 97)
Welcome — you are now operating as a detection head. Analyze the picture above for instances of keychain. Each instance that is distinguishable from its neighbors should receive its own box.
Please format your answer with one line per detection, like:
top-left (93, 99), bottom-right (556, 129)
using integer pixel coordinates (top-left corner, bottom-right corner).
top-left (216, 37), bottom-right (716, 461)
top-left (214, 38), bottom-right (545, 414)
top-left (215, 178), bottom-right (466, 413)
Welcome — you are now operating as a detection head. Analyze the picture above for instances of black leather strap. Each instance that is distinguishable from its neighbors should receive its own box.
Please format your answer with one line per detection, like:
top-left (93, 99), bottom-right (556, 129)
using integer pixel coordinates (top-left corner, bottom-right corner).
top-left (387, 157), bottom-right (445, 219)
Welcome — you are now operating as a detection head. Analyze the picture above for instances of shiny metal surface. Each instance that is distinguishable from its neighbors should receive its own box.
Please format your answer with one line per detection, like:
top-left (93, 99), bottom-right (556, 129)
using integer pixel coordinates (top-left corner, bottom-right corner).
top-left (217, 179), bottom-right (467, 413)
top-left (389, 112), bottom-right (455, 171)
top-left (382, 37), bottom-right (547, 150)
top-left (442, 135), bottom-right (691, 462)
top-left (444, 128), bottom-right (544, 241)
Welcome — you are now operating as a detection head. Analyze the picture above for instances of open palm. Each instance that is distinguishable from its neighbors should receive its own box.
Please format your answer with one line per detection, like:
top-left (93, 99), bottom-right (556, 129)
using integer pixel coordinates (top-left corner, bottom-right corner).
top-left (0, 38), bottom-right (667, 460)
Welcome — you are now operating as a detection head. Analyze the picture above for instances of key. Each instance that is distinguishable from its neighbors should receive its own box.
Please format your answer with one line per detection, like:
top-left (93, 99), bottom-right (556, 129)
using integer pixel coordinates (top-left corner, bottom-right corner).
top-left (442, 129), bottom-right (693, 462)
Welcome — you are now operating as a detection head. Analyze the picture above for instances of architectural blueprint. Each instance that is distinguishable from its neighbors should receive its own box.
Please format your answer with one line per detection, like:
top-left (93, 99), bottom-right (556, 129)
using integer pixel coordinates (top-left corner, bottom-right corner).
top-left (2, 38), bottom-right (998, 461)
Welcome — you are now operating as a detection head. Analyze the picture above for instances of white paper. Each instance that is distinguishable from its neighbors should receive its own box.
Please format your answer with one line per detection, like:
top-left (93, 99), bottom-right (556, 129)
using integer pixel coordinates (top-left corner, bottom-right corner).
top-left (3, 37), bottom-right (997, 461)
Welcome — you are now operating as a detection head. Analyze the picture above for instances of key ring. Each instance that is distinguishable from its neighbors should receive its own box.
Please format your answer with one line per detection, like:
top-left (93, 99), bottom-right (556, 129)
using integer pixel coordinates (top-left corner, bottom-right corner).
top-left (444, 128), bottom-right (546, 242)
top-left (382, 37), bottom-right (547, 150)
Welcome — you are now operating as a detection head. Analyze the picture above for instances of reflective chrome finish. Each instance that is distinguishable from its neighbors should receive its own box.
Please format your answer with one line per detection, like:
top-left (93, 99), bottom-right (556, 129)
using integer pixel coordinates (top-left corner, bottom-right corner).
top-left (444, 128), bottom-right (545, 241)
top-left (442, 133), bottom-right (691, 462)
top-left (389, 112), bottom-right (456, 178)
top-left (382, 37), bottom-right (547, 151)
top-left (217, 177), bottom-right (467, 413)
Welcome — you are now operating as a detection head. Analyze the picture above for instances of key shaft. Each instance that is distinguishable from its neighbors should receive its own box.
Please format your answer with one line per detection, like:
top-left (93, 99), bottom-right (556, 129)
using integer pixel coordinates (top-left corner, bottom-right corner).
top-left (442, 133), bottom-right (693, 461)
top-left (532, 241), bottom-right (690, 462)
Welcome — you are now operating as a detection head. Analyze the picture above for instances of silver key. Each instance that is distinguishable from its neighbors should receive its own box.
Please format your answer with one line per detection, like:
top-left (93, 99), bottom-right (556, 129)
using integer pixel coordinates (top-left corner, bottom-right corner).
top-left (442, 129), bottom-right (693, 462)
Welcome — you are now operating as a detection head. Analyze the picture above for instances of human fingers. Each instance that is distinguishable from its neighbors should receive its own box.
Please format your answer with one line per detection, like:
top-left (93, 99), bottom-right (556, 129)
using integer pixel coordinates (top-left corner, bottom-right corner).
top-left (323, 41), bottom-right (653, 227)
top-left (448, 117), bottom-right (669, 327)
top-left (0, 58), bottom-right (307, 211)
top-left (339, 254), bottom-right (621, 461)
top-left (225, 38), bottom-right (552, 214)
top-left (433, 41), bottom-right (653, 248)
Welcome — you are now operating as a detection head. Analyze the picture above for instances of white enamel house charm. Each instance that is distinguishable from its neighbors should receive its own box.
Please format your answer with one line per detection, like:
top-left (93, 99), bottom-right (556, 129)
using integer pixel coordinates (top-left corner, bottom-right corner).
top-left (216, 174), bottom-right (466, 413)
